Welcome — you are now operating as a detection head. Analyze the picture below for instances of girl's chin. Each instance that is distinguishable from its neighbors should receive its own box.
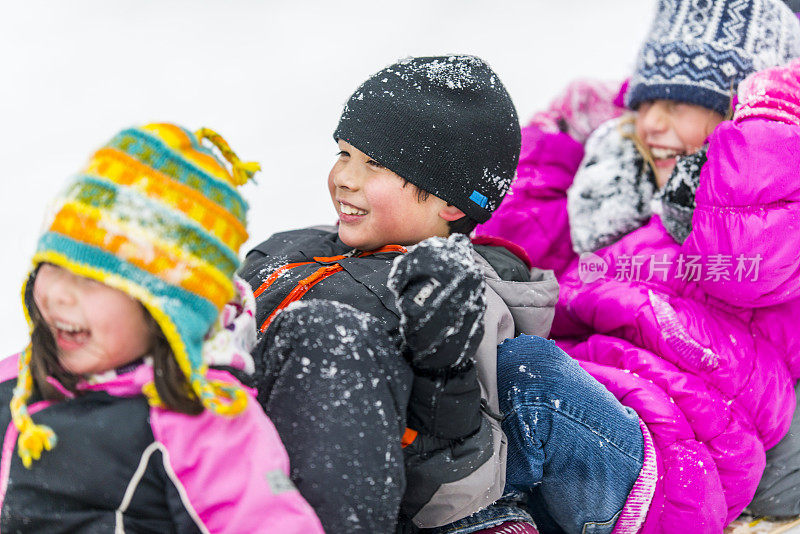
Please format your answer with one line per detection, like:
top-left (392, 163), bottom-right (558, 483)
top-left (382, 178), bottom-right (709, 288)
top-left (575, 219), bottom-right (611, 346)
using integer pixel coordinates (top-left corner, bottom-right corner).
top-left (57, 360), bottom-right (91, 376)
top-left (654, 165), bottom-right (675, 188)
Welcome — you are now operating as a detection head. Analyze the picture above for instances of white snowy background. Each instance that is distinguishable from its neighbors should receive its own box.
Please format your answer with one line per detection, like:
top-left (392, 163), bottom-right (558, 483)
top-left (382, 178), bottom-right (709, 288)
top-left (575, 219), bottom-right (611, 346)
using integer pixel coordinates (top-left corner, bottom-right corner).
top-left (0, 0), bottom-right (655, 356)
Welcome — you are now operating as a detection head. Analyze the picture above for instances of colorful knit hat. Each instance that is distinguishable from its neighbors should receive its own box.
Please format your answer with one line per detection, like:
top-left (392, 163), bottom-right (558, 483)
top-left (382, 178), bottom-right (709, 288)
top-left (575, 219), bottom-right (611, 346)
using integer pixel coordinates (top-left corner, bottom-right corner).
top-left (627, 0), bottom-right (800, 115)
top-left (13, 123), bottom-right (259, 467)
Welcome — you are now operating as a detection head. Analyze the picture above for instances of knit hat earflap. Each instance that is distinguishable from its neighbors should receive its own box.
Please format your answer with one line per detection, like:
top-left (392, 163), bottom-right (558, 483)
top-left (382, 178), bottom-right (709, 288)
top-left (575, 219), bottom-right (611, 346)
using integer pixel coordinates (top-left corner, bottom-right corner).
top-left (627, 0), bottom-right (800, 115)
top-left (334, 55), bottom-right (521, 224)
top-left (14, 123), bottom-right (259, 467)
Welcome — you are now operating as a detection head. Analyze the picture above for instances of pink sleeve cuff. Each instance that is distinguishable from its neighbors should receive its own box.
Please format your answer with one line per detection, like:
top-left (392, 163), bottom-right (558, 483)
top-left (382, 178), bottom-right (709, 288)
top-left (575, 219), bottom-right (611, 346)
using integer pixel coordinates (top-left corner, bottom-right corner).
top-left (611, 419), bottom-right (658, 534)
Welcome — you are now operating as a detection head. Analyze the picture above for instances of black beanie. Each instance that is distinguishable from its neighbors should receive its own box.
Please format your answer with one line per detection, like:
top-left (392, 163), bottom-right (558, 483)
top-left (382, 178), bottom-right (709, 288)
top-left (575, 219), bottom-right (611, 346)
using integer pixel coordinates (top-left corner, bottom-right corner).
top-left (333, 55), bottom-right (521, 224)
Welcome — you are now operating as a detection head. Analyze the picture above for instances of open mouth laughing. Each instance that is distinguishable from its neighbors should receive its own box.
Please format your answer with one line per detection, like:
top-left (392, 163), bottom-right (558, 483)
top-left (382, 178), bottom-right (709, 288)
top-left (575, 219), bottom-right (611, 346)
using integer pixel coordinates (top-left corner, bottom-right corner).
top-left (52, 319), bottom-right (90, 349)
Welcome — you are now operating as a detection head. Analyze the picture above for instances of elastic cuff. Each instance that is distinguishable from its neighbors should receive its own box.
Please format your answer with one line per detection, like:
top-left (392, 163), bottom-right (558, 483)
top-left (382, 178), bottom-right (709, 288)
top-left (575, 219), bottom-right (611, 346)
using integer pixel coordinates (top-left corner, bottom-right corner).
top-left (611, 419), bottom-right (658, 534)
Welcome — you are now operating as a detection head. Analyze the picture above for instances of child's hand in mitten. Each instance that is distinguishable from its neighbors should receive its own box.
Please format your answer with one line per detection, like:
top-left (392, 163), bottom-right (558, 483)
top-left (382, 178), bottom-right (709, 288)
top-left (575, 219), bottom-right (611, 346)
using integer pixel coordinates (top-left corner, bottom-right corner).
top-left (387, 234), bottom-right (485, 372)
top-left (735, 57), bottom-right (800, 126)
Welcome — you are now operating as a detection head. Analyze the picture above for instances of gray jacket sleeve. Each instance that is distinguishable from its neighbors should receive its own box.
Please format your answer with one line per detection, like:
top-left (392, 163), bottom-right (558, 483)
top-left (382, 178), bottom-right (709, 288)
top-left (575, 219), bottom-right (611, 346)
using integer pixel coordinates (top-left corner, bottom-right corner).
top-left (402, 254), bottom-right (559, 529)
top-left (398, 279), bottom-right (510, 528)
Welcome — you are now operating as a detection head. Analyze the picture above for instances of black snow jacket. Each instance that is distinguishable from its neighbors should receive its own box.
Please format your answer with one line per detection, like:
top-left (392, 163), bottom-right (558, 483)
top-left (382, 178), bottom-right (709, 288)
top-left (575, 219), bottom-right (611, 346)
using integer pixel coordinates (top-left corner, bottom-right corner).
top-left (240, 226), bottom-right (559, 530)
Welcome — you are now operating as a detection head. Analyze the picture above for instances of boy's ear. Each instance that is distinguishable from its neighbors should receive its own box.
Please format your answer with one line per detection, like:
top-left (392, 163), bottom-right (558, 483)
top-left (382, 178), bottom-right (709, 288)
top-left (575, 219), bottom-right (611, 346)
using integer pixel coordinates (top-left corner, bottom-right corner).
top-left (439, 204), bottom-right (466, 222)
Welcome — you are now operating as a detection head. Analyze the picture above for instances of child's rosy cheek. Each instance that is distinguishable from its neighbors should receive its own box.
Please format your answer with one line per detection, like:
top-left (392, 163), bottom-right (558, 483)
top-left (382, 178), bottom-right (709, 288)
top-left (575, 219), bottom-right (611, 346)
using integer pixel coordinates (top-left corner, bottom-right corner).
top-left (32, 282), bottom-right (46, 309)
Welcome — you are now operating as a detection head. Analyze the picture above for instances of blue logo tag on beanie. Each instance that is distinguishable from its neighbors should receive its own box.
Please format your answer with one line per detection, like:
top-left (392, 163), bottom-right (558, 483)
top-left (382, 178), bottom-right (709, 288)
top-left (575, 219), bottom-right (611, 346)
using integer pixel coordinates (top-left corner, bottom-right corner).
top-left (470, 190), bottom-right (488, 208)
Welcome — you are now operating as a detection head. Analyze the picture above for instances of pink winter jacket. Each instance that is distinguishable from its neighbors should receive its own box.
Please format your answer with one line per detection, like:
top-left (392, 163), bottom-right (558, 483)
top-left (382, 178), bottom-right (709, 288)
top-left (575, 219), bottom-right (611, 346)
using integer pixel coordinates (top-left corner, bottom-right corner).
top-left (477, 68), bottom-right (800, 532)
top-left (0, 356), bottom-right (324, 533)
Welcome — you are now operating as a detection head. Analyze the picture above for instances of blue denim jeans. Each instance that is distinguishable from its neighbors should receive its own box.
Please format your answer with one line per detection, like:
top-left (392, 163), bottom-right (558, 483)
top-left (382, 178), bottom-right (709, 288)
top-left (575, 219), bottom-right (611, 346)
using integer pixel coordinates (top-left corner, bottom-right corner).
top-left (498, 335), bottom-right (644, 534)
top-left (427, 336), bottom-right (644, 534)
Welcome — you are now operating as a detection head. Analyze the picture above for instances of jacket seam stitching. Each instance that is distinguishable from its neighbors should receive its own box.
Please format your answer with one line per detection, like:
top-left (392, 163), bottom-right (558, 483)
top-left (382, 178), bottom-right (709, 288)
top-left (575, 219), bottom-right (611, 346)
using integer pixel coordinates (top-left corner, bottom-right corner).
top-left (155, 441), bottom-right (211, 534)
top-left (694, 199), bottom-right (791, 213)
top-left (115, 441), bottom-right (160, 533)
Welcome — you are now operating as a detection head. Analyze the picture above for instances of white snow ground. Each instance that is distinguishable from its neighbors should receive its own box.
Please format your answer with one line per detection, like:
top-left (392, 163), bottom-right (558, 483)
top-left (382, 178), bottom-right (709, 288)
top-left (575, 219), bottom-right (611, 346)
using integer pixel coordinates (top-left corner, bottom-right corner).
top-left (0, 0), bottom-right (654, 356)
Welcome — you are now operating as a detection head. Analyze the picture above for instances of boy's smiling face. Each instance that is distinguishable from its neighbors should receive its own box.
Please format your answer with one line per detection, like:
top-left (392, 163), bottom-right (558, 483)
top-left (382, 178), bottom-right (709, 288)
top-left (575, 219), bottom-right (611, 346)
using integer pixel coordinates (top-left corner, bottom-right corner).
top-left (328, 140), bottom-right (462, 251)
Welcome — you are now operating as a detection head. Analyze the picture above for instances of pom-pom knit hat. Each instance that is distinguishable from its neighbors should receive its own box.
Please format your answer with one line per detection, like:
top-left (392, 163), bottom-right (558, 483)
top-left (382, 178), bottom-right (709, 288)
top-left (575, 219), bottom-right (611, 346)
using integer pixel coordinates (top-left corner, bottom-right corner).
top-left (13, 123), bottom-right (259, 467)
top-left (627, 0), bottom-right (800, 115)
top-left (334, 55), bottom-right (521, 224)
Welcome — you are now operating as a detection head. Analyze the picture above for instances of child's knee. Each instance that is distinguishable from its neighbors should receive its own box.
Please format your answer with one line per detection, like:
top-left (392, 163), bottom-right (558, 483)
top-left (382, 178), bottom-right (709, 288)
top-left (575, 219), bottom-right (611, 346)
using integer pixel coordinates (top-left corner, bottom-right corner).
top-left (269, 299), bottom-right (390, 354)
top-left (497, 335), bottom-right (639, 439)
top-left (264, 299), bottom-right (411, 403)
top-left (498, 335), bottom-right (559, 361)
top-left (497, 335), bottom-right (580, 392)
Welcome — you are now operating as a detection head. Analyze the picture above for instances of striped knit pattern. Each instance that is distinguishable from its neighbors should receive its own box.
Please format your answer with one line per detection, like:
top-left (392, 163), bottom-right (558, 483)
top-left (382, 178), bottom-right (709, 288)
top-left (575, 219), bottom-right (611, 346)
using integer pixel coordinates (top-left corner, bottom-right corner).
top-left (626, 0), bottom-right (800, 115)
top-left (14, 123), bottom-right (258, 466)
top-left (472, 522), bottom-right (539, 534)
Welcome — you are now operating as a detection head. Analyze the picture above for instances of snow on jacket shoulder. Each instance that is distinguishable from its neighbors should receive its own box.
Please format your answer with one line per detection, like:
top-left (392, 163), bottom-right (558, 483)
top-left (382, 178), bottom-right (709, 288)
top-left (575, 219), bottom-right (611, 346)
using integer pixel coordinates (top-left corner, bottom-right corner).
top-left (476, 126), bottom-right (584, 275)
top-left (240, 226), bottom-right (559, 529)
top-left (0, 354), bottom-right (323, 534)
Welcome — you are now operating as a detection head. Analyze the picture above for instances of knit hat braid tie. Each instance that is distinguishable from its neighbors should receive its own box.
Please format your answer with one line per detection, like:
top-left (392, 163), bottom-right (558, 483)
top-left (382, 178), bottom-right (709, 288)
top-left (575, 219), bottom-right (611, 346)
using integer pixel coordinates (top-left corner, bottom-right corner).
top-left (193, 377), bottom-right (249, 415)
top-left (11, 346), bottom-right (57, 468)
top-left (195, 128), bottom-right (261, 186)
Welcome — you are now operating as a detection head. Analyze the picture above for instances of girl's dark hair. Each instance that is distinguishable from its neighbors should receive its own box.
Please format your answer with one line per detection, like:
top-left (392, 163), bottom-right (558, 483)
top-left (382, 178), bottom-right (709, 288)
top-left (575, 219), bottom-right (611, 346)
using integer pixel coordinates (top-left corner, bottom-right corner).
top-left (29, 297), bottom-right (80, 397)
top-left (145, 314), bottom-right (203, 415)
top-left (27, 277), bottom-right (203, 415)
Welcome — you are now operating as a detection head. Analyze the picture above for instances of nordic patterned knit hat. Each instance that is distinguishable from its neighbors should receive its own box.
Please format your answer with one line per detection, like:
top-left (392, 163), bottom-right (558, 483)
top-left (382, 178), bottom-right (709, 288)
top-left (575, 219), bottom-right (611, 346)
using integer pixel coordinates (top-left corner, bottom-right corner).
top-left (627, 0), bottom-right (800, 115)
top-left (13, 123), bottom-right (259, 467)
top-left (334, 55), bottom-right (521, 224)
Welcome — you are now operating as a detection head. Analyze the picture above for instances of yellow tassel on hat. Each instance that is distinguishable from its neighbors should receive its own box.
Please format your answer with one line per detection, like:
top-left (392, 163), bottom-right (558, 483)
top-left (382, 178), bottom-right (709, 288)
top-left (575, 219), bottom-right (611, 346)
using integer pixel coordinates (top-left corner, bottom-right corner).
top-left (17, 420), bottom-right (57, 469)
top-left (195, 128), bottom-right (261, 186)
top-left (11, 346), bottom-right (58, 468)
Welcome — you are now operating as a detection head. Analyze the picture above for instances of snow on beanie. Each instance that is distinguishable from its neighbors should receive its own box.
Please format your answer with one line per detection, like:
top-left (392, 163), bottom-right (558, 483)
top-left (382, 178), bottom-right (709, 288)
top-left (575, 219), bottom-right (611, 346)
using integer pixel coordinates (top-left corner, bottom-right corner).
top-left (627, 0), bottom-right (800, 115)
top-left (333, 55), bottom-right (521, 224)
top-left (14, 123), bottom-right (259, 467)
top-left (784, 0), bottom-right (800, 13)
